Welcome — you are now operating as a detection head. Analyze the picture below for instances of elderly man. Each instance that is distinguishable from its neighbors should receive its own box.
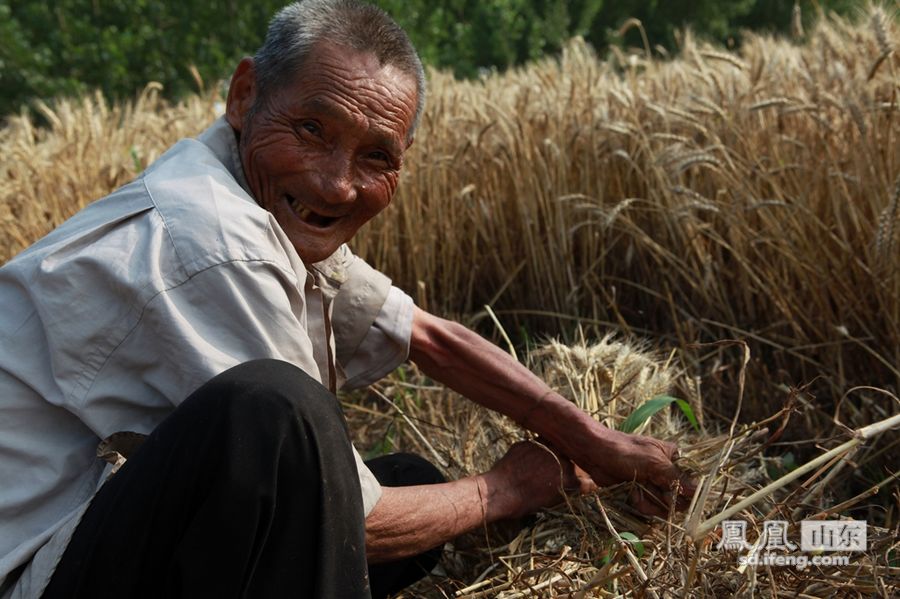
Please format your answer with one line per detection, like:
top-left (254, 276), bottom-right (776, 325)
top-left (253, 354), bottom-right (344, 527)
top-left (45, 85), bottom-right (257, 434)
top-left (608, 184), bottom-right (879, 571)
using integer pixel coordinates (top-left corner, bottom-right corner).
top-left (0, 1), bottom-right (692, 597)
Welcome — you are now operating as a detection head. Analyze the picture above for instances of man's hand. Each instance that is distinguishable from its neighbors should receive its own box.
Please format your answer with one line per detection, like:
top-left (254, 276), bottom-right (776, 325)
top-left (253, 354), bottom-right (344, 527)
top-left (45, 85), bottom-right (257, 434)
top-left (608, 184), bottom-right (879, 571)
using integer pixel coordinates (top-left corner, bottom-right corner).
top-left (483, 440), bottom-right (597, 519)
top-left (571, 427), bottom-right (696, 517)
top-left (408, 306), bottom-right (696, 517)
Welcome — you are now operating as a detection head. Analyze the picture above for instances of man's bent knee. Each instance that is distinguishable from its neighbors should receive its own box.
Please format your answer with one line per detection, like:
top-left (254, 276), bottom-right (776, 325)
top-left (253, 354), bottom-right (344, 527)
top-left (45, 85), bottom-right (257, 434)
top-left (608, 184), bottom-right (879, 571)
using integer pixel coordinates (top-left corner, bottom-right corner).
top-left (196, 359), bottom-right (341, 420)
top-left (162, 359), bottom-right (348, 454)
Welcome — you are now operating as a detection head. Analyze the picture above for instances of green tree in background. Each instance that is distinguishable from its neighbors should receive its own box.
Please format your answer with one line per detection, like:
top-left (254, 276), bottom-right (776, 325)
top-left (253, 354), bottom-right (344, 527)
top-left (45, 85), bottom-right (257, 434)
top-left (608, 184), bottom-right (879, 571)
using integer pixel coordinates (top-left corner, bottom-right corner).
top-left (386, 0), bottom-right (863, 73)
top-left (1, 0), bottom-right (280, 116)
top-left (0, 0), bottom-right (864, 118)
top-left (732, 0), bottom-right (860, 37)
top-left (375, 0), bottom-right (604, 77)
top-left (590, 0), bottom-right (758, 51)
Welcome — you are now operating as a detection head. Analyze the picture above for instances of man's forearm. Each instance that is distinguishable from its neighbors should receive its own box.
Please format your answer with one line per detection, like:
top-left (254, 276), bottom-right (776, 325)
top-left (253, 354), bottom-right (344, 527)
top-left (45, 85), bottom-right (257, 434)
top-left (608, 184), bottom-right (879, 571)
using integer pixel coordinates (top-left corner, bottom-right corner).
top-left (365, 473), bottom-right (513, 563)
top-left (408, 307), bottom-right (620, 461)
top-left (407, 307), bottom-right (693, 516)
top-left (366, 440), bottom-right (592, 563)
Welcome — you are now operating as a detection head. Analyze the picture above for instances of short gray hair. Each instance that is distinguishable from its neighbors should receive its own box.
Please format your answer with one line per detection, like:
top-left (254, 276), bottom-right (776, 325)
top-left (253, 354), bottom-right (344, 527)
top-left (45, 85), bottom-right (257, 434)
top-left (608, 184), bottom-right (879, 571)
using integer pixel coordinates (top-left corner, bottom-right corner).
top-left (253, 0), bottom-right (426, 140)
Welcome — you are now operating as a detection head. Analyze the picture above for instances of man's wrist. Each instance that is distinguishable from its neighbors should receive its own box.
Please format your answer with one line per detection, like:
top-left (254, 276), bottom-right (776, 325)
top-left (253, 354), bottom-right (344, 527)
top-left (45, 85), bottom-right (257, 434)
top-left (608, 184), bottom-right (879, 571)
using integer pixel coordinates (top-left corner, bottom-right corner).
top-left (543, 399), bottom-right (627, 466)
top-left (477, 471), bottom-right (524, 522)
top-left (527, 394), bottom-right (615, 443)
top-left (520, 390), bottom-right (554, 430)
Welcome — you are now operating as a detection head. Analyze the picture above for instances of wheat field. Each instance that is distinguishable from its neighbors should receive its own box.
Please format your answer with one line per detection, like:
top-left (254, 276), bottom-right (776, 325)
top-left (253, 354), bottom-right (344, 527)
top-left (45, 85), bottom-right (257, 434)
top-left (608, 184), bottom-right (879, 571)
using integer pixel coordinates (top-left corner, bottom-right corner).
top-left (3, 8), bottom-right (898, 413)
top-left (1, 5), bottom-right (898, 597)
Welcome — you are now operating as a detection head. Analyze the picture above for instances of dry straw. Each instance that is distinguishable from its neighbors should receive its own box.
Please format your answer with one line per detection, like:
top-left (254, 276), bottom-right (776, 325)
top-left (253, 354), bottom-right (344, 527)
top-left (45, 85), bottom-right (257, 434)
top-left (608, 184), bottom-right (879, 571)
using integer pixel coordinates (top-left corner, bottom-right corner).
top-left (343, 337), bottom-right (898, 597)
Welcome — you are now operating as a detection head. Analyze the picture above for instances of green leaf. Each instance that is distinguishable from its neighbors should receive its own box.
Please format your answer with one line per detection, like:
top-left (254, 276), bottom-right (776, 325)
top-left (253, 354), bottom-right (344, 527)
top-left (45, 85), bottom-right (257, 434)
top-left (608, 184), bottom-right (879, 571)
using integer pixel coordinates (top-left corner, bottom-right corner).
top-left (781, 451), bottom-right (797, 471)
top-left (619, 532), bottom-right (645, 557)
top-left (619, 395), bottom-right (700, 433)
top-left (130, 146), bottom-right (143, 172)
top-left (364, 421), bottom-right (396, 459)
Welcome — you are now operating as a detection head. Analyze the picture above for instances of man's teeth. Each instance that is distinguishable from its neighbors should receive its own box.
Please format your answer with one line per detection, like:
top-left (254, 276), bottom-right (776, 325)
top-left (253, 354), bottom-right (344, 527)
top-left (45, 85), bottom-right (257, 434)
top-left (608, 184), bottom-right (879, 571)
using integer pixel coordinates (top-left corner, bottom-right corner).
top-left (288, 197), bottom-right (335, 227)
top-left (289, 197), bottom-right (313, 222)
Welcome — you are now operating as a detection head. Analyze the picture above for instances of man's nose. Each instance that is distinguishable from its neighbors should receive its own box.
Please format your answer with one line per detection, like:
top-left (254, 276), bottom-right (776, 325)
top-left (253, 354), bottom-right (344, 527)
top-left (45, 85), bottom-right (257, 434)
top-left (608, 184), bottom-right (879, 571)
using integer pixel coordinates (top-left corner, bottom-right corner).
top-left (313, 153), bottom-right (357, 206)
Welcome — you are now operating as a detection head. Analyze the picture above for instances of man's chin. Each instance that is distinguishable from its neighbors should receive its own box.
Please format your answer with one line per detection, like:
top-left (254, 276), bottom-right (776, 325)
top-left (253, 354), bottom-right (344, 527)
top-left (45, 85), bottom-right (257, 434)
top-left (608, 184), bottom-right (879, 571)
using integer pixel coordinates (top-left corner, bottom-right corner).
top-left (292, 239), bottom-right (341, 265)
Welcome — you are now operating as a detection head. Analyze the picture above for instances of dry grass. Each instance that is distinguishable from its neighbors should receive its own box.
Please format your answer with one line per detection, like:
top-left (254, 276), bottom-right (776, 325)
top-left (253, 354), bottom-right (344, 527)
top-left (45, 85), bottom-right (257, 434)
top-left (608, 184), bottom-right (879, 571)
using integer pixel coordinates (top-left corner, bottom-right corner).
top-left (344, 337), bottom-right (899, 597)
top-left (2, 6), bottom-right (899, 597)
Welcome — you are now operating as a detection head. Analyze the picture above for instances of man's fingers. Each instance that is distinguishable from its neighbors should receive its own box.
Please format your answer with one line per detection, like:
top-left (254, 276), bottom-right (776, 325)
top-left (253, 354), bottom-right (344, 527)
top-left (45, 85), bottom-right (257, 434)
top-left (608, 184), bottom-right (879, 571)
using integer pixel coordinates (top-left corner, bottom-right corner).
top-left (676, 472), bottom-right (698, 498)
top-left (650, 458), bottom-right (683, 489)
top-left (674, 490), bottom-right (693, 512)
top-left (663, 440), bottom-right (679, 461)
top-left (649, 441), bottom-right (697, 499)
top-left (572, 465), bottom-right (598, 494)
top-left (588, 470), bottom-right (618, 488)
top-left (561, 463), bottom-right (596, 495)
top-left (665, 443), bottom-right (698, 497)
top-left (628, 486), bottom-right (668, 518)
top-left (628, 473), bottom-right (697, 517)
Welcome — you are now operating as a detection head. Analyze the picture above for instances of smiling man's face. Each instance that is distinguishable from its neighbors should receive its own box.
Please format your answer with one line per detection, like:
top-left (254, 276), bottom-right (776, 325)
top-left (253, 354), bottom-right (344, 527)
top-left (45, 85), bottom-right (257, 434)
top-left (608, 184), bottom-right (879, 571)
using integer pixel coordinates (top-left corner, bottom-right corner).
top-left (225, 42), bottom-right (417, 264)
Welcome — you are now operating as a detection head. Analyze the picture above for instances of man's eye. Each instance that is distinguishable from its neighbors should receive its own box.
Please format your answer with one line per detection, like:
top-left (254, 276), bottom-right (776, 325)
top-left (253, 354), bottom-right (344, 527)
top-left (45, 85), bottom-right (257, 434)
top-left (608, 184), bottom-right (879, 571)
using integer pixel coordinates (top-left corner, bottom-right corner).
top-left (298, 121), bottom-right (320, 136)
top-left (366, 150), bottom-right (391, 165)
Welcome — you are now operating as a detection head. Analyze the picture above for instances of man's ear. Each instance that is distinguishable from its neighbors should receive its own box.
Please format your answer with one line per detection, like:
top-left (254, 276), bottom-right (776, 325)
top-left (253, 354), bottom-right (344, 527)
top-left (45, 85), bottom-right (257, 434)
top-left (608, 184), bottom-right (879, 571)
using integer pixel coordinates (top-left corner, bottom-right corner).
top-left (225, 57), bottom-right (257, 132)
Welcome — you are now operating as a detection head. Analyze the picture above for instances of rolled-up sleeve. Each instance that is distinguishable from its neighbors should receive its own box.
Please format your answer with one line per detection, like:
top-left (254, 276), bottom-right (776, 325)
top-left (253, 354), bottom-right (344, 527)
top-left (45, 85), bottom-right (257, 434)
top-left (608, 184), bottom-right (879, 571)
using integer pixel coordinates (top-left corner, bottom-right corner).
top-left (326, 250), bottom-right (414, 390)
top-left (341, 286), bottom-right (414, 389)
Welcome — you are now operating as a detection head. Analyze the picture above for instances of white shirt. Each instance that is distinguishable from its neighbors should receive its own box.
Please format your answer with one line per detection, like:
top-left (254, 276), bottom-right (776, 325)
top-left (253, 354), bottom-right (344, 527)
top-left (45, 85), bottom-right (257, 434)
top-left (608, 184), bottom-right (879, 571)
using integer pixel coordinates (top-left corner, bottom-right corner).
top-left (0, 117), bottom-right (412, 596)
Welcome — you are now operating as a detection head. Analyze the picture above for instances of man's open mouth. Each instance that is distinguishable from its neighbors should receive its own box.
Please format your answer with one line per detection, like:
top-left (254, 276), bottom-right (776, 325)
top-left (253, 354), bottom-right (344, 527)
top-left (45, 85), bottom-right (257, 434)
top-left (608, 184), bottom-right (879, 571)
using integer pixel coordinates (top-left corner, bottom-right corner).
top-left (286, 194), bottom-right (338, 228)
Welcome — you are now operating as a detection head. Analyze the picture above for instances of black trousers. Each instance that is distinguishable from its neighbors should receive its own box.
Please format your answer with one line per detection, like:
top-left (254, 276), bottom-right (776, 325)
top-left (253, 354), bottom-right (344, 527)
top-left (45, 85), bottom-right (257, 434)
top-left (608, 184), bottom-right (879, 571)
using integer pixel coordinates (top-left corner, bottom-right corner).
top-left (42, 360), bottom-right (443, 599)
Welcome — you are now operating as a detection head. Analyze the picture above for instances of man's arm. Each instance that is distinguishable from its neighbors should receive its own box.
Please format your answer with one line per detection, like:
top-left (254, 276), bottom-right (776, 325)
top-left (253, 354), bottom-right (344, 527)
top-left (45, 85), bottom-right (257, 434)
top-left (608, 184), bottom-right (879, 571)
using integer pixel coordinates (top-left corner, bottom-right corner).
top-left (408, 306), bottom-right (692, 515)
top-left (366, 441), bottom-right (595, 563)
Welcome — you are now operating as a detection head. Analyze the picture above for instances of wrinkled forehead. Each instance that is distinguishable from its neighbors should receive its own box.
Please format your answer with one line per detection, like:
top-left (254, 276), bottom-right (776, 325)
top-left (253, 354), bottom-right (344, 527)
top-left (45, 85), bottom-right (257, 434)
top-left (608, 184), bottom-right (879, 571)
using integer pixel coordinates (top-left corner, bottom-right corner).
top-left (273, 42), bottom-right (418, 144)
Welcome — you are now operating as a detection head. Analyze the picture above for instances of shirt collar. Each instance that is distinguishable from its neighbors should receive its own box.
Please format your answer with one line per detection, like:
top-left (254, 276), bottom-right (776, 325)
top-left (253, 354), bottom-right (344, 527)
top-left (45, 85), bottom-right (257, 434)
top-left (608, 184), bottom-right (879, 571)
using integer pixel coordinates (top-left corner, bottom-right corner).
top-left (197, 116), bottom-right (254, 199)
